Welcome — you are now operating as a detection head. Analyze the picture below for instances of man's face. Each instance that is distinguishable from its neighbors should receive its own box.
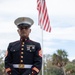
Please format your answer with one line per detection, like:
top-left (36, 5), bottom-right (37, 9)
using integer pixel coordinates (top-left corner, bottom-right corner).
top-left (17, 27), bottom-right (31, 38)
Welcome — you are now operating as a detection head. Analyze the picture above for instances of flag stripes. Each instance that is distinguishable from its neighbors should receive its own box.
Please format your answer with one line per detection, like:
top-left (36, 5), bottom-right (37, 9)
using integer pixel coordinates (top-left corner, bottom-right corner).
top-left (37, 0), bottom-right (51, 32)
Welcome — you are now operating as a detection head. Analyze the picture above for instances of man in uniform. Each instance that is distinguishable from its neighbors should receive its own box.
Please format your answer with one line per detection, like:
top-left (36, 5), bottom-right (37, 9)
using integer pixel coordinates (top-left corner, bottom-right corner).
top-left (5, 17), bottom-right (42, 75)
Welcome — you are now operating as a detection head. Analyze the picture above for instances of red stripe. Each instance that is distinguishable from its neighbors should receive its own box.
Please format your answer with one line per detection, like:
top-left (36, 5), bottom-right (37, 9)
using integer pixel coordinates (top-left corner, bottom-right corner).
top-left (44, 12), bottom-right (48, 30)
top-left (42, 1), bottom-right (46, 25)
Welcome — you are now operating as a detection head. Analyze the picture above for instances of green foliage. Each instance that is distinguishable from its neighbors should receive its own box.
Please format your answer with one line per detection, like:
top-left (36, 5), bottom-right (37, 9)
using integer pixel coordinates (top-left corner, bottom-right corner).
top-left (44, 53), bottom-right (64, 75)
top-left (0, 57), bottom-right (4, 75)
top-left (44, 66), bottom-right (64, 75)
top-left (52, 49), bottom-right (68, 67)
top-left (0, 50), bottom-right (5, 75)
top-left (65, 62), bottom-right (75, 75)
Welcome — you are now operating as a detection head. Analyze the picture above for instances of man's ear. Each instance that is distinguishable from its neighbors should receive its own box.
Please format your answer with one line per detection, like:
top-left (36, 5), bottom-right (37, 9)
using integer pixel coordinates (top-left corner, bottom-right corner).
top-left (17, 29), bottom-right (20, 34)
top-left (29, 29), bottom-right (31, 33)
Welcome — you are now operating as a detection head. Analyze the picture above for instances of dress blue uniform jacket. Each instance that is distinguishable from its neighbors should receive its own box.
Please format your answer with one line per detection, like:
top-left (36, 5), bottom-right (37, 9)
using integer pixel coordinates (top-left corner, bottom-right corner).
top-left (5, 38), bottom-right (42, 75)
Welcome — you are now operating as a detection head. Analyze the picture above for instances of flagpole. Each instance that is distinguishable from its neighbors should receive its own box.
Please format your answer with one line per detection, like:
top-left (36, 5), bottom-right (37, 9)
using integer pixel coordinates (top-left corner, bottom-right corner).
top-left (41, 26), bottom-right (44, 75)
top-left (40, 0), bottom-right (44, 75)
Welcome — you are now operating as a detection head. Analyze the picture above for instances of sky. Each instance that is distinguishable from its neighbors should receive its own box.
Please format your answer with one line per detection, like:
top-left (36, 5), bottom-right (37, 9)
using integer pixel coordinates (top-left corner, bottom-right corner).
top-left (0, 0), bottom-right (75, 61)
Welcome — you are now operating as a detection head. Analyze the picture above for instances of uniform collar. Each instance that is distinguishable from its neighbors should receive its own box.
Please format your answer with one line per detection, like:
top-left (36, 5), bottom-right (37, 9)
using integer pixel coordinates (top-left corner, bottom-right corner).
top-left (20, 37), bottom-right (29, 42)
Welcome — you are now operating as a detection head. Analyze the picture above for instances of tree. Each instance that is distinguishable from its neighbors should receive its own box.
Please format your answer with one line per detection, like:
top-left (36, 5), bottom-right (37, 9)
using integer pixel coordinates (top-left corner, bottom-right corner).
top-left (52, 49), bottom-right (68, 67)
top-left (43, 54), bottom-right (64, 75)
top-left (0, 50), bottom-right (6, 75)
top-left (65, 62), bottom-right (75, 75)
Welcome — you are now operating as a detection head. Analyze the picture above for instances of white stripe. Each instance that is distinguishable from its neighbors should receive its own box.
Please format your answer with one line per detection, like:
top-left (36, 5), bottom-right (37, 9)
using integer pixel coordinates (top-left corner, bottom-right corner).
top-left (17, 21), bottom-right (31, 26)
top-left (13, 64), bottom-right (32, 68)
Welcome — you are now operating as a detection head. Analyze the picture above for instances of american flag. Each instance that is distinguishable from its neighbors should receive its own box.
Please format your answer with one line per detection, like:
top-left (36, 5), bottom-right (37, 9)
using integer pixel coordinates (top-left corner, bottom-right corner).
top-left (37, 0), bottom-right (51, 32)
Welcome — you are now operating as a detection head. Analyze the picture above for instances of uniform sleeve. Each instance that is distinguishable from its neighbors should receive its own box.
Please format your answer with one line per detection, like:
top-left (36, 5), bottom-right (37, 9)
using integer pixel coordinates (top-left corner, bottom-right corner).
top-left (31, 43), bottom-right (42, 75)
top-left (4, 43), bottom-right (19, 75)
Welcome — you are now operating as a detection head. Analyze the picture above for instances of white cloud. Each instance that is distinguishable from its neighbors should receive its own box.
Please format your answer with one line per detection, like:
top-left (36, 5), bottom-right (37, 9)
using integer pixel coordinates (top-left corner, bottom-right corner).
top-left (47, 0), bottom-right (75, 16)
top-left (43, 47), bottom-right (56, 54)
top-left (52, 27), bottom-right (75, 40)
top-left (0, 22), bottom-right (17, 33)
top-left (68, 56), bottom-right (75, 61)
top-left (43, 27), bottom-right (75, 41)
top-left (0, 0), bottom-right (37, 15)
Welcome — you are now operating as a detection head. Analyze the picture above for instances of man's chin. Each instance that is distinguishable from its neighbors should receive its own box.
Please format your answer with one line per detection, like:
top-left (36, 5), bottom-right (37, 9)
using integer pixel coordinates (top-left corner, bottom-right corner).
top-left (21, 35), bottom-right (28, 39)
top-left (21, 36), bottom-right (26, 38)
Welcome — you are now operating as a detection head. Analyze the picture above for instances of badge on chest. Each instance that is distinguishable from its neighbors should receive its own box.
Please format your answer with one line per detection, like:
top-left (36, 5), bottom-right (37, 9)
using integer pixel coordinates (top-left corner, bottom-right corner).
top-left (26, 45), bottom-right (35, 52)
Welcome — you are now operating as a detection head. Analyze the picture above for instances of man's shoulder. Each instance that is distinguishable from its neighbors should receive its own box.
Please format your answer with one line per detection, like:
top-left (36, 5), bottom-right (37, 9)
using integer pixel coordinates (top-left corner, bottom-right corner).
top-left (9, 40), bottom-right (20, 45)
top-left (29, 40), bottom-right (41, 49)
top-left (7, 40), bottom-right (20, 49)
top-left (29, 40), bottom-right (40, 45)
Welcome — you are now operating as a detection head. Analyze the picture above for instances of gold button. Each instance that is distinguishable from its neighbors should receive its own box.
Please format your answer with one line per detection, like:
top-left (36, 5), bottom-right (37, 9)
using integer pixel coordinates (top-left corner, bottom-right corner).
top-left (25, 39), bottom-right (27, 41)
top-left (10, 72), bottom-right (11, 74)
top-left (22, 45), bottom-right (24, 47)
top-left (21, 60), bottom-right (23, 62)
top-left (21, 56), bottom-right (23, 58)
top-left (21, 52), bottom-right (24, 54)
top-left (22, 42), bottom-right (24, 45)
top-left (30, 50), bottom-right (31, 52)
top-left (13, 50), bottom-right (15, 51)
top-left (21, 48), bottom-right (24, 50)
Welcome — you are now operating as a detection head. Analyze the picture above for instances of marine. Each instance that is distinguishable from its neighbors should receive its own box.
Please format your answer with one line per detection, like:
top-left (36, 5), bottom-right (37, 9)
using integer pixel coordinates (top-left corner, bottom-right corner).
top-left (5, 17), bottom-right (42, 75)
